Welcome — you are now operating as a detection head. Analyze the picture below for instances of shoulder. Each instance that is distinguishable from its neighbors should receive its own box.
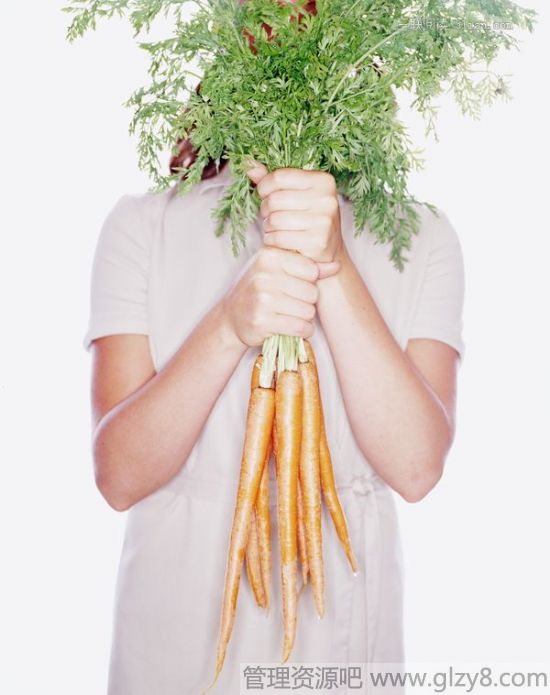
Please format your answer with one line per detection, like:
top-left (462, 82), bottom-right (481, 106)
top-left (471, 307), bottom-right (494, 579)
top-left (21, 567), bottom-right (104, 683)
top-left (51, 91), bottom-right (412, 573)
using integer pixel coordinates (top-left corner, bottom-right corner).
top-left (165, 164), bottom-right (234, 215)
top-left (414, 203), bottom-right (464, 278)
top-left (405, 203), bottom-right (466, 363)
top-left (340, 195), bottom-right (462, 262)
top-left (107, 186), bottom-right (174, 230)
top-left (393, 202), bottom-right (464, 279)
top-left (100, 167), bottom-right (234, 247)
top-left (97, 187), bottom-right (175, 254)
top-left (411, 202), bottom-right (462, 253)
top-left (408, 202), bottom-right (466, 307)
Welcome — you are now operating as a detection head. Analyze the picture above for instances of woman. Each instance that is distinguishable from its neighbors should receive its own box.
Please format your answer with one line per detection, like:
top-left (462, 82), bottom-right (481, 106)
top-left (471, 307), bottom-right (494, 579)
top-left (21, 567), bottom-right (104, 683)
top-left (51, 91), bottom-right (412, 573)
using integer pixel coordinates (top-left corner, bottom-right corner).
top-left (83, 52), bottom-right (465, 695)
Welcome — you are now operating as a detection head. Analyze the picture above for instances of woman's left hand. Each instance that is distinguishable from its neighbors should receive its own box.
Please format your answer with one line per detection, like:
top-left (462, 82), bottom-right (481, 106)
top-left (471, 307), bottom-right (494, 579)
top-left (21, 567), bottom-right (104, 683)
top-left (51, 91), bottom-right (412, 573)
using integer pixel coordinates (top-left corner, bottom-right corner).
top-left (246, 161), bottom-right (345, 264)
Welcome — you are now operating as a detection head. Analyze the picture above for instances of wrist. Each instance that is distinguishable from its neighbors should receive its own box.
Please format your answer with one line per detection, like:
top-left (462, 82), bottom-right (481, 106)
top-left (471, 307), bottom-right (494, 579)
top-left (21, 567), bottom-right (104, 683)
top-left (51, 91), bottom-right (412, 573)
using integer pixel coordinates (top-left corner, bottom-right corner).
top-left (318, 239), bottom-right (352, 285)
top-left (316, 240), bottom-right (355, 309)
top-left (215, 299), bottom-right (248, 355)
top-left (333, 237), bottom-right (351, 267)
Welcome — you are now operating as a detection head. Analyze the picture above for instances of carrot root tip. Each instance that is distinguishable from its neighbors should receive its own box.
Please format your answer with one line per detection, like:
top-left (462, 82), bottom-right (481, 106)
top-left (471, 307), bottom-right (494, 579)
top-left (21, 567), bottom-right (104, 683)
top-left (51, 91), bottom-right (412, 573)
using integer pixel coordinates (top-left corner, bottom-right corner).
top-left (201, 670), bottom-right (221, 695)
top-left (281, 646), bottom-right (292, 664)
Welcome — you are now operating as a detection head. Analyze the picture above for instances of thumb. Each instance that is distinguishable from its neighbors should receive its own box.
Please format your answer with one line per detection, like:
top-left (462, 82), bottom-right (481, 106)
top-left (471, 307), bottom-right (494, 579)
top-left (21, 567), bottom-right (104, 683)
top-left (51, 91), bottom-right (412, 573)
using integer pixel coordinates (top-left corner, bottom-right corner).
top-left (245, 159), bottom-right (269, 185)
top-left (317, 260), bottom-right (341, 279)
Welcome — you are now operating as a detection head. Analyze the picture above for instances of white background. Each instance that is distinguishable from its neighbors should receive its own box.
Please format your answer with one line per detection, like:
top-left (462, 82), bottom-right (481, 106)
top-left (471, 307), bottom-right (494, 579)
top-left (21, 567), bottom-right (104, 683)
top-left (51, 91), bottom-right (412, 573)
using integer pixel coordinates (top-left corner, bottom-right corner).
top-left (1, 2), bottom-right (548, 692)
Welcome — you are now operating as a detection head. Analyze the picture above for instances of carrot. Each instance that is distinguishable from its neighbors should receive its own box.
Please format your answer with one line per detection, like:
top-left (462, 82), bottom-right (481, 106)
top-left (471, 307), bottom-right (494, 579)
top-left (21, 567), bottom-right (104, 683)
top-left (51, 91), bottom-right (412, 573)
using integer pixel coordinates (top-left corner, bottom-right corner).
top-left (272, 415), bottom-right (278, 466)
top-left (275, 368), bottom-right (302, 663)
top-left (320, 426), bottom-right (358, 573)
top-left (255, 445), bottom-right (272, 609)
top-left (208, 384), bottom-right (275, 689)
top-left (247, 353), bottom-right (272, 609)
top-left (245, 508), bottom-right (267, 608)
top-left (298, 355), bottom-right (325, 618)
top-left (251, 353), bottom-right (263, 390)
top-left (297, 479), bottom-right (309, 585)
top-left (304, 340), bottom-right (358, 574)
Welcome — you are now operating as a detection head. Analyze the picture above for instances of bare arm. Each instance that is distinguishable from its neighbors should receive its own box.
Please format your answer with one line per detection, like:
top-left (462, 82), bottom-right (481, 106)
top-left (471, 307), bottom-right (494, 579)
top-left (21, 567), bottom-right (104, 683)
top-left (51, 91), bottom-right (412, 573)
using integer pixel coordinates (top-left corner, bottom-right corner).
top-left (316, 244), bottom-right (457, 502)
top-left (91, 246), bottom-right (339, 511)
top-left (91, 301), bottom-right (246, 511)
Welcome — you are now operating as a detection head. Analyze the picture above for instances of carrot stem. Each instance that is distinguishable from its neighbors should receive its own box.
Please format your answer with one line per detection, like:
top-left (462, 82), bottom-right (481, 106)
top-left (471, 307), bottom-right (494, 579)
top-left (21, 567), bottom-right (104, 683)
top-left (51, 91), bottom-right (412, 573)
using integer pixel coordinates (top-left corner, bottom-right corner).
top-left (260, 334), bottom-right (300, 386)
top-left (259, 335), bottom-right (278, 388)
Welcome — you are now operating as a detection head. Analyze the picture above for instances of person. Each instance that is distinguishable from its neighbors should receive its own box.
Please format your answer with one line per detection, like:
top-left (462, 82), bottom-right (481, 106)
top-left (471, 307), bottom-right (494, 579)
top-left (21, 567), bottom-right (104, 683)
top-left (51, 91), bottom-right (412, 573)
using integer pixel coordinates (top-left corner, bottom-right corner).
top-left (83, 145), bottom-right (465, 693)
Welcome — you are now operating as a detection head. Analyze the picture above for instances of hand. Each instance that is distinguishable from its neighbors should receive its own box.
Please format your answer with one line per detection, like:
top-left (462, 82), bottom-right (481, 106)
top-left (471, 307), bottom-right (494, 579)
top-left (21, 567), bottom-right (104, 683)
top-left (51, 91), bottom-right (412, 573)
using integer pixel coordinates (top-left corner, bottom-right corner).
top-left (246, 161), bottom-right (345, 264)
top-left (222, 246), bottom-right (340, 348)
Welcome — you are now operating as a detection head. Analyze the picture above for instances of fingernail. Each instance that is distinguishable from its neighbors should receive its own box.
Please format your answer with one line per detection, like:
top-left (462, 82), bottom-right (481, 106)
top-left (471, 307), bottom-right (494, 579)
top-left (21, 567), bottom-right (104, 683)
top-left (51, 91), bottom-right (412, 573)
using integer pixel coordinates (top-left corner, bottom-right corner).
top-left (246, 159), bottom-right (264, 172)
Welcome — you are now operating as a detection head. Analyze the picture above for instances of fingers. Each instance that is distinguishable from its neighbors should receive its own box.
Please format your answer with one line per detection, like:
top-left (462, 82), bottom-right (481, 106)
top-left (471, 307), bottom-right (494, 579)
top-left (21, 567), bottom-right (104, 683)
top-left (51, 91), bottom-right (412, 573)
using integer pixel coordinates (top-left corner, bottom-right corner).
top-left (263, 210), bottom-right (320, 233)
top-left (279, 274), bottom-right (319, 305)
top-left (317, 261), bottom-right (341, 279)
top-left (262, 199), bottom-right (335, 258)
top-left (266, 314), bottom-right (315, 340)
top-left (264, 247), bottom-right (320, 283)
top-left (253, 168), bottom-right (335, 199)
top-left (259, 189), bottom-right (311, 216)
top-left (248, 247), bottom-right (340, 346)
top-left (264, 230), bottom-right (320, 259)
top-left (272, 292), bottom-right (316, 323)
top-left (255, 168), bottom-right (316, 198)
top-left (245, 160), bottom-right (269, 185)
top-left (258, 247), bottom-right (339, 285)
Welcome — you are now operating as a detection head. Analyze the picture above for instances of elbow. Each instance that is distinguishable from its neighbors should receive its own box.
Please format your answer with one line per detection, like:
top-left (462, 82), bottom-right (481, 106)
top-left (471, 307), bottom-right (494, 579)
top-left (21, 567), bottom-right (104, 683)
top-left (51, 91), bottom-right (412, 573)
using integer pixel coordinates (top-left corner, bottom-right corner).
top-left (399, 420), bottom-right (454, 503)
top-left (94, 465), bottom-right (133, 512)
top-left (397, 438), bottom-right (450, 502)
top-left (398, 460), bottom-right (444, 503)
top-left (92, 427), bottom-right (133, 512)
top-left (98, 481), bottom-right (132, 512)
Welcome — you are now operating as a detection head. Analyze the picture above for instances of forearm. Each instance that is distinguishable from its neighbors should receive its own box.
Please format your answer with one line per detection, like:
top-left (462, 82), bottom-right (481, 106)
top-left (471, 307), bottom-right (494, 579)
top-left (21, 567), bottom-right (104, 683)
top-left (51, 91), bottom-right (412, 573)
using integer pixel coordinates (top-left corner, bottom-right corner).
top-left (316, 245), bottom-right (452, 502)
top-left (93, 299), bottom-right (248, 510)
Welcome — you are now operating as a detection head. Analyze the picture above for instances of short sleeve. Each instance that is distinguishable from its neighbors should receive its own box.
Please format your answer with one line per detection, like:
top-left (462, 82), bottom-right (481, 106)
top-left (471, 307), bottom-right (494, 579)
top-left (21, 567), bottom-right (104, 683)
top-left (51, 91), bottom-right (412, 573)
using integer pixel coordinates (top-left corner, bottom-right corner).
top-left (82, 194), bottom-right (152, 352)
top-left (407, 209), bottom-right (466, 365)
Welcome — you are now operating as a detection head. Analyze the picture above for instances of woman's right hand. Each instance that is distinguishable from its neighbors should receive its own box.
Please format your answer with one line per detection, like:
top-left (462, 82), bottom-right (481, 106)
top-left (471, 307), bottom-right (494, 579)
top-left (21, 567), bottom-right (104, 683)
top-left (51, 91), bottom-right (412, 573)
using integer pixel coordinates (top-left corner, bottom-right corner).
top-left (222, 246), bottom-right (340, 348)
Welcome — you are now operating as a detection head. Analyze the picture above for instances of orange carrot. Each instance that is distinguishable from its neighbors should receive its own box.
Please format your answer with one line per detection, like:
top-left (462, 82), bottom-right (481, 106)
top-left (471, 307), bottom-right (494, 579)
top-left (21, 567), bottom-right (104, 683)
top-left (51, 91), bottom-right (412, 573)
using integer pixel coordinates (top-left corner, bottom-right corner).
top-left (298, 355), bottom-right (325, 618)
top-left (296, 478), bottom-right (309, 585)
top-left (255, 445), bottom-right (272, 609)
top-left (245, 508), bottom-right (267, 608)
top-left (304, 340), bottom-right (358, 574)
top-left (251, 353), bottom-right (262, 390)
top-left (209, 384), bottom-right (275, 688)
top-left (275, 369), bottom-right (302, 663)
top-left (271, 365), bottom-right (279, 466)
top-left (272, 415), bottom-right (278, 467)
top-left (247, 353), bottom-right (272, 608)
top-left (320, 426), bottom-right (358, 573)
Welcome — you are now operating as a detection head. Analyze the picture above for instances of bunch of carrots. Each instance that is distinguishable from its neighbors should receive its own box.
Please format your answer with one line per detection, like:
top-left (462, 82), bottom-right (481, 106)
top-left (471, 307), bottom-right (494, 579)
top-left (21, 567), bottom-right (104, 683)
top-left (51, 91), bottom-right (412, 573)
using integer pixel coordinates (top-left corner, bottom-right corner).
top-left (207, 337), bottom-right (357, 689)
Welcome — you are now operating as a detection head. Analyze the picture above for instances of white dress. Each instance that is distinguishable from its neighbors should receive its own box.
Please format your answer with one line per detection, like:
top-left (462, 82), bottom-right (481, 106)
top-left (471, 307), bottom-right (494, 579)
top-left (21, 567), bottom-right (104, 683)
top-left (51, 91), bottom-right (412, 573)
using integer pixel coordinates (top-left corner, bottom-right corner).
top-left (83, 163), bottom-right (465, 694)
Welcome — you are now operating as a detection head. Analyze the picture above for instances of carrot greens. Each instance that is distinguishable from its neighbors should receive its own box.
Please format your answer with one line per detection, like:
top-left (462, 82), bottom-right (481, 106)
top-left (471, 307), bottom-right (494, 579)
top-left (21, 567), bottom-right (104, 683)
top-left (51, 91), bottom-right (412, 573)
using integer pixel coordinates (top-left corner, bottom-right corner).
top-left (64, 0), bottom-right (536, 270)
